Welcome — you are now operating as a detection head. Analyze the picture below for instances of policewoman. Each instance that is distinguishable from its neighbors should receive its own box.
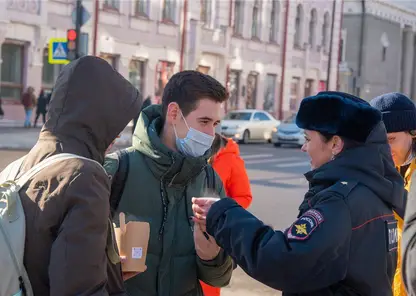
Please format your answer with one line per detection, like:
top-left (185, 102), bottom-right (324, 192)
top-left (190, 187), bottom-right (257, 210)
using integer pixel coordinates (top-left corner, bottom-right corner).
top-left (192, 92), bottom-right (404, 295)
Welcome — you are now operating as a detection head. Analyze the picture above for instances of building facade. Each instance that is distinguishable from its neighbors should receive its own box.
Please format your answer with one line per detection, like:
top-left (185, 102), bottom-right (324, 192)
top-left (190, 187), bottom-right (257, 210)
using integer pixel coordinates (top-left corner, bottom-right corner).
top-left (340, 0), bottom-right (416, 101)
top-left (0, 0), bottom-right (342, 122)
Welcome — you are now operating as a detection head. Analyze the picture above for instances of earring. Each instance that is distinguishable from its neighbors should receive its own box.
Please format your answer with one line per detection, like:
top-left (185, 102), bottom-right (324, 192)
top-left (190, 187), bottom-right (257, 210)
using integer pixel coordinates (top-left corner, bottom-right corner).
top-left (331, 153), bottom-right (335, 161)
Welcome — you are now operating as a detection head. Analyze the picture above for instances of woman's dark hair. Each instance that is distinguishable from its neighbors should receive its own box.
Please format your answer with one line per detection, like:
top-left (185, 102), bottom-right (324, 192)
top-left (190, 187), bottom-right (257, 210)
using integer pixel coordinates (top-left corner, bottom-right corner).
top-left (319, 131), bottom-right (363, 151)
top-left (409, 131), bottom-right (416, 154)
top-left (208, 134), bottom-right (228, 164)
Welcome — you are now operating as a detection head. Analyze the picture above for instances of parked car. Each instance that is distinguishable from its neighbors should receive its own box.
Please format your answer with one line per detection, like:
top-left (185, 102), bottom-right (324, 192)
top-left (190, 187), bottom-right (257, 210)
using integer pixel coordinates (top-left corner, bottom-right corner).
top-left (272, 113), bottom-right (305, 147)
top-left (221, 109), bottom-right (280, 144)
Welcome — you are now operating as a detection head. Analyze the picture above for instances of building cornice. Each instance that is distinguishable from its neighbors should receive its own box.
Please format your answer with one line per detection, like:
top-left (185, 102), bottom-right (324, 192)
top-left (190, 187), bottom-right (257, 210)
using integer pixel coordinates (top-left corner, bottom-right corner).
top-left (344, 0), bottom-right (416, 29)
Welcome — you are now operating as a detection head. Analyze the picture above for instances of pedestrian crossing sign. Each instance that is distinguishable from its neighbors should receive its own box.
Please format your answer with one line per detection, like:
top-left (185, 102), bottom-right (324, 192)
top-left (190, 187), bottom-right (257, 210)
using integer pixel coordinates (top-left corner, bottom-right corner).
top-left (48, 38), bottom-right (69, 65)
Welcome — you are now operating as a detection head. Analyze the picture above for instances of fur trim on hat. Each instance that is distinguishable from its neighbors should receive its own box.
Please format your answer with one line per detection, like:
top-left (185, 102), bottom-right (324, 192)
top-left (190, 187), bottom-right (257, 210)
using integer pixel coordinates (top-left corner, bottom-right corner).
top-left (296, 92), bottom-right (382, 143)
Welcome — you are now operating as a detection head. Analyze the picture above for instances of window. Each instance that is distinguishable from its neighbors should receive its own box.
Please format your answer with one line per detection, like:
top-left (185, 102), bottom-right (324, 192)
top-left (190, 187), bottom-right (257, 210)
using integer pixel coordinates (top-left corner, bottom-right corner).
top-left (233, 0), bottom-right (243, 35)
top-left (129, 60), bottom-right (146, 94)
top-left (319, 80), bottom-right (327, 92)
top-left (308, 9), bottom-right (317, 50)
top-left (228, 70), bottom-right (240, 110)
top-left (304, 79), bottom-right (314, 97)
top-left (251, 0), bottom-right (261, 39)
top-left (103, 0), bottom-right (120, 11)
top-left (290, 77), bottom-right (300, 112)
top-left (200, 0), bottom-right (212, 26)
top-left (135, 0), bottom-right (149, 17)
top-left (42, 49), bottom-right (64, 90)
top-left (246, 72), bottom-right (258, 109)
top-left (100, 53), bottom-right (118, 69)
top-left (162, 0), bottom-right (176, 23)
top-left (322, 12), bottom-right (330, 52)
top-left (254, 112), bottom-right (270, 121)
top-left (154, 61), bottom-right (175, 103)
top-left (294, 5), bottom-right (304, 48)
top-left (263, 74), bottom-right (276, 113)
top-left (269, 0), bottom-right (279, 43)
top-left (1, 42), bottom-right (24, 100)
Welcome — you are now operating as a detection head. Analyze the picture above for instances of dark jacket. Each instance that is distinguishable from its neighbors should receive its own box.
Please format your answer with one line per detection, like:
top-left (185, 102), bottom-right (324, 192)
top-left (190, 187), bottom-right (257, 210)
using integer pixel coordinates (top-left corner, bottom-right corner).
top-left (104, 104), bottom-right (233, 296)
top-left (17, 56), bottom-right (140, 295)
top-left (36, 93), bottom-right (48, 114)
top-left (141, 97), bottom-right (152, 112)
top-left (206, 122), bottom-right (404, 296)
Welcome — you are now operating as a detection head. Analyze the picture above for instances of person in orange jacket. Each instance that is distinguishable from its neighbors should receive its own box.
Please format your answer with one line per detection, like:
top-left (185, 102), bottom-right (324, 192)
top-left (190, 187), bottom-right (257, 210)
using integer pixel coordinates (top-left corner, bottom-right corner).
top-left (201, 125), bottom-right (253, 296)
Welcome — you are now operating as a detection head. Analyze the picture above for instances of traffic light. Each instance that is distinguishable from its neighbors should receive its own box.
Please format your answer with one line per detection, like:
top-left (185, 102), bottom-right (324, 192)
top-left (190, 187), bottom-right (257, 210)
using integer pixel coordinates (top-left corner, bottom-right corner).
top-left (67, 29), bottom-right (78, 61)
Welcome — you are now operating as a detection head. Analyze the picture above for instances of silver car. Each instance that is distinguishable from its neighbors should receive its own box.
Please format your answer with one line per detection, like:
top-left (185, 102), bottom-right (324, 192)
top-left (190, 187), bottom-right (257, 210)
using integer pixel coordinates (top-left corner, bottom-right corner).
top-left (221, 109), bottom-right (280, 144)
top-left (272, 113), bottom-right (305, 147)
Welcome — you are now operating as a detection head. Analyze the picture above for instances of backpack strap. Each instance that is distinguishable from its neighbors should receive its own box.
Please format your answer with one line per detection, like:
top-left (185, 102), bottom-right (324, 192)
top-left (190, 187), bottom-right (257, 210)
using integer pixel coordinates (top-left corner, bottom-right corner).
top-left (109, 149), bottom-right (130, 218)
top-left (106, 149), bottom-right (130, 264)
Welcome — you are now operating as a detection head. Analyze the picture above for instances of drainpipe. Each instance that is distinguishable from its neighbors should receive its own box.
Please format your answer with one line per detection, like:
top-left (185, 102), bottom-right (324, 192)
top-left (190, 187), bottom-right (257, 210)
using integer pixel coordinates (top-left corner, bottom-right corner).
top-left (224, 0), bottom-right (233, 114)
top-left (179, 0), bottom-right (188, 71)
top-left (326, 0), bottom-right (337, 91)
top-left (357, 0), bottom-right (366, 97)
top-left (278, 0), bottom-right (290, 120)
top-left (92, 0), bottom-right (99, 56)
top-left (336, 0), bottom-right (344, 91)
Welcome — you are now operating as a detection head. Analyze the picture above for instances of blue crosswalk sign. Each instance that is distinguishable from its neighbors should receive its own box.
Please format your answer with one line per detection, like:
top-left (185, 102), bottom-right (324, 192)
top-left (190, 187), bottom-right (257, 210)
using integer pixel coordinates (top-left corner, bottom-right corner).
top-left (48, 38), bottom-right (69, 65)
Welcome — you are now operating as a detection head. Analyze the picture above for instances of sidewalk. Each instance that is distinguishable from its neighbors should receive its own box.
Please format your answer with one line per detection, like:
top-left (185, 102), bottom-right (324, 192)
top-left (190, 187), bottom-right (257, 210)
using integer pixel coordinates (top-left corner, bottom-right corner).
top-left (0, 121), bottom-right (133, 150)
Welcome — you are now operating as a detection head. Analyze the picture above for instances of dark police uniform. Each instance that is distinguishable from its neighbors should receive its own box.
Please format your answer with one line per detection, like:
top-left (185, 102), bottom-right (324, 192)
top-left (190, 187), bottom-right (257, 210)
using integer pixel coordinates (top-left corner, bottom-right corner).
top-left (205, 92), bottom-right (405, 296)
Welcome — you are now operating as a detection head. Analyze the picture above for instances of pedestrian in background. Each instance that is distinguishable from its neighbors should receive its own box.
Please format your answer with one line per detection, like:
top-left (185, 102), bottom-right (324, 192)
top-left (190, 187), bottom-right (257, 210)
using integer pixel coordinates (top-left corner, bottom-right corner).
top-left (201, 125), bottom-right (252, 296)
top-left (33, 89), bottom-right (48, 128)
top-left (21, 86), bottom-right (36, 128)
top-left (193, 91), bottom-right (404, 295)
top-left (371, 92), bottom-right (416, 296)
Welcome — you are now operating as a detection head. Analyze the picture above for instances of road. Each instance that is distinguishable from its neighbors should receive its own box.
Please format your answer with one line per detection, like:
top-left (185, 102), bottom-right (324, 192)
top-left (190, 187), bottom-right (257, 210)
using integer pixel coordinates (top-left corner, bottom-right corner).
top-left (0, 144), bottom-right (310, 296)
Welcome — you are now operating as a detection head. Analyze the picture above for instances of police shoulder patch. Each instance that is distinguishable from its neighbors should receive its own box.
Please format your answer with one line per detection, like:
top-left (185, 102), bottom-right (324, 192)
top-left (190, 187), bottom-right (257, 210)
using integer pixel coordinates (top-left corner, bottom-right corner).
top-left (286, 209), bottom-right (325, 241)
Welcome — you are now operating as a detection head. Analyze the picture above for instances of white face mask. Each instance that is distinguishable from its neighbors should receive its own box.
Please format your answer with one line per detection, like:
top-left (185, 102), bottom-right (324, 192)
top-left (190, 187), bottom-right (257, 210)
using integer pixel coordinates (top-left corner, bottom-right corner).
top-left (173, 112), bottom-right (214, 157)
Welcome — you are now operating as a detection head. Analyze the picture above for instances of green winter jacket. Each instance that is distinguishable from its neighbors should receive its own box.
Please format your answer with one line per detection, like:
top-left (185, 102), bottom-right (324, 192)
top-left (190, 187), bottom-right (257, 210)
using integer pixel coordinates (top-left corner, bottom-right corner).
top-left (104, 105), bottom-right (233, 296)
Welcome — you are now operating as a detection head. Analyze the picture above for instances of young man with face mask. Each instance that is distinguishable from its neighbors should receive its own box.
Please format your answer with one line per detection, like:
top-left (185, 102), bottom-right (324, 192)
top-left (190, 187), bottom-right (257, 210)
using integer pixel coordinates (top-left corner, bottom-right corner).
top-left (104, 71), bottom-right (233, 296)
top-left (370, 92), bottom-right (415, 296)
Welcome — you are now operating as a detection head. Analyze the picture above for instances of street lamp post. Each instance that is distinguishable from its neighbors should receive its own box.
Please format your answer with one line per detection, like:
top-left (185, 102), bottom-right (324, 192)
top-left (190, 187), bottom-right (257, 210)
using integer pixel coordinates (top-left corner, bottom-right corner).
top-left (75, 0), bottom-right (83, 59)
top-left (326, 0), bottom-right (337, 91)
